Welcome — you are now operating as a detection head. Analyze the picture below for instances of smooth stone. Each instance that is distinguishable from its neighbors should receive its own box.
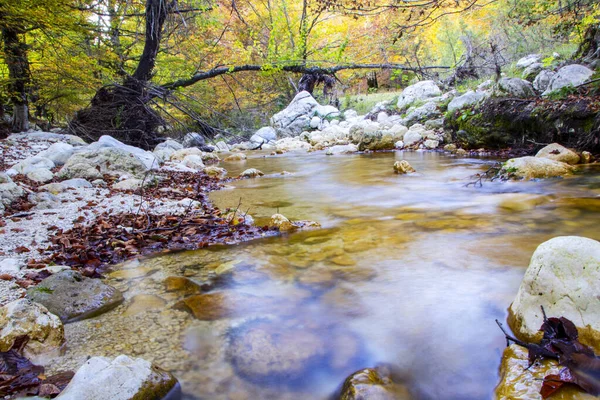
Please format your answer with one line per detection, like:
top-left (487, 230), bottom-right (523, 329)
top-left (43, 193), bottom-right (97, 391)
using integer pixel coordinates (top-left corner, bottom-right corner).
top-left (163, 276), bottom-right (202, 296)
top-left (109, 266), bottom-right (157, 280)
top-left (500, 156), bottom-right (574, 180)
top-left (508, 236), bottom-right (600, 348)
top-left (27, 270), bottom-right (124, 323)
top-left (56, 355), bottom-right (178, 400)
top-left (535, 143), bottom-right (580, 165)
top-left (203, 166), bottom-right (227, 178)
top-left (268, 213), bottom-right (294, 231)
top-left (123, 294), bottom-right (166, 317)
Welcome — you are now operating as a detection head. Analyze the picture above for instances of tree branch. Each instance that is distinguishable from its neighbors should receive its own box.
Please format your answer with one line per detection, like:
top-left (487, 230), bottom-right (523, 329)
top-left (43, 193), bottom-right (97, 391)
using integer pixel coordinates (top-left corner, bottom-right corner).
top-left (161, 63), bottom-right (450, 90)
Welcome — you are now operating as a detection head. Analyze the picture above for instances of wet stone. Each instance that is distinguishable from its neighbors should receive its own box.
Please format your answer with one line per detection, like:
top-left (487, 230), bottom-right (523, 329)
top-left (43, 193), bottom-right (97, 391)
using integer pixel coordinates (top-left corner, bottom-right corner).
top-left (339, 365), bottom-right (414, 400)
top-left (27, 270), bottom-right (124, 323)
top-left (123, 294), bottom-right (166, 317)
top-left (227, 320), bottom-right (328, 383)
top-left (108, 266), bottom-right (158, 280)
top-left (163, 276), bottom-right (203, 296)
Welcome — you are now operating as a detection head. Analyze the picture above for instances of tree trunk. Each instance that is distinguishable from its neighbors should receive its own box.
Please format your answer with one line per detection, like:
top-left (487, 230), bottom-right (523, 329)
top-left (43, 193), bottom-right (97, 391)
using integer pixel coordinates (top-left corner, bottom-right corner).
top-left (2, 27), bottom-right (31, 132)
top-left (576, 24), bottom-right (600, 62)
top-left (69, 0), bottom-right (171, 149)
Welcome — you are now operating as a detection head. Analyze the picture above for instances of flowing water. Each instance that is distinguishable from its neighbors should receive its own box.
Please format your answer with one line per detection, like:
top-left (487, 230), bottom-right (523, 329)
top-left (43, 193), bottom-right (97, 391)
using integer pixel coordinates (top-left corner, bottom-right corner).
top-left (52, 151), bottom-right (600, 399)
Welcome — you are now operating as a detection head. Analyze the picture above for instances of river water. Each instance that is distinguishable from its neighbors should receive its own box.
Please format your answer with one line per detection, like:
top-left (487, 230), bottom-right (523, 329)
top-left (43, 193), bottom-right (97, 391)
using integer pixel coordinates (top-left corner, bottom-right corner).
top-left (55, 151), bottom-right (600, 399)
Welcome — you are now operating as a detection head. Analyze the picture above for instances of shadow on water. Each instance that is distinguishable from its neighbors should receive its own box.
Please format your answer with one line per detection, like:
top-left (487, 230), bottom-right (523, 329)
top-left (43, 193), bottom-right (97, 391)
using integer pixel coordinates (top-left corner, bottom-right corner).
top-left (54, 151), bottom-right (600, 400)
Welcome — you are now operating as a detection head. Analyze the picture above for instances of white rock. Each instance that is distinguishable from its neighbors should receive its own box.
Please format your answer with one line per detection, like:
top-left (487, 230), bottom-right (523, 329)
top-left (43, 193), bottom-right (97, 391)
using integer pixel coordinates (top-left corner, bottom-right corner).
top-left (501, 156), bottom-right (574, 179)
top-left (39, 142), bottom-right (75, 166)
top-left (397, 80), bottom-right (442, 110)
top-left (215, 141), bottom-right (230, 152)
top-left (40, 178), bottom-right (93, 194)
top-left (542, 64), bottom-right (594, 96)
top-left (403, 101), bottom-right (441, 126)
top-left (522, 63), bottom-right (544, 81)
top-left (113, 178), bottom-right (143, 191)
top-left (0, 178), bottom-right (25, 208)
top-left (86, 135), bottom-right (159, 170)
top-left (56, 355), bottom-right (177, 400)
top-left (271, 91), bottom-right (320, 137)
top-left (509, 236), bottom-right (600, 342)
top-left (403, 130), bottom-right (423, 146)
top-left (447, 91), bottom-right (487, 112)
top-left (170, 147), bottom-right (203, 162)
top-left (532, 70), bottom-right (556, 93)
top-left (13, 156), bottom-right (55, 174)
top-left (424, 139), bottom-right (440, 149)
top-left (516, 54), bottom-right (541, 69)
top-left (310, 116), bottom-right (321, 129)
top-left (325, 144), bottom-right (358, 155)
top-left (315, 105), bottom-right (340, 119)
top-left (203, 166), bottom-right (227, 178)
top-left (251, 127), bottom-right (277, 145)
top-left (26, 168), bottom-right (54, 183)
top-left (59, 148), bottom-right (148, 179)
top-left (535, 143), bottom-right (580, 165)
top-left (182, 154), bottom-right (205, 170)
top-left (377, 112), bottom-right (389, 123)
top-left (394, 140), bottom-right (405, 149)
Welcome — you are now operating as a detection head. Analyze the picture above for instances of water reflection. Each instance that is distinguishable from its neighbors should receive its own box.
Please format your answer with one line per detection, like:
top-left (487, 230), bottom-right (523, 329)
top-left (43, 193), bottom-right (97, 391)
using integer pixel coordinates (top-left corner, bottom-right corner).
top-left (54, 151), bottom-right (600, 400)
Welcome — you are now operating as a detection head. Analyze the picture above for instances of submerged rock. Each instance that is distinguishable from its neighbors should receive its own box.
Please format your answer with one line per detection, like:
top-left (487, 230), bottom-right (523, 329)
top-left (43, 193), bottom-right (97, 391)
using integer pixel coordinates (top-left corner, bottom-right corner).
top-left (499, 156), bottom-right (574, 180)
top-left (239, 168), bottom-right (264, 178)
top-left (339, 366), bottom-right (413, 400)
top-left (56, 355), bottom-right (179, 400)
top-left (228, 320), bottom-right (328, 383)
top-left (27, 270), bottom-right (124, 323)
top-left (535, 143), bottom-right (580, 165)
top-left (508, 236), bottom-right (600, 347)
top-left (223, 153), bottom-right (247, 162)
top-left (394, 160), bottom-right (416, 174)
top-left (203, 166), bottom-right (227, 178)
top-left (0, 298), bottom-right (64, 357)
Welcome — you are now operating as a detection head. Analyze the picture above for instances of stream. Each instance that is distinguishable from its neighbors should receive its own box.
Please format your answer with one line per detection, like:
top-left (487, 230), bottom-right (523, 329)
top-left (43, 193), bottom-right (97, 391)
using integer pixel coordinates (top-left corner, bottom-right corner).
top-left (50, 150), bottom-right (600, 399)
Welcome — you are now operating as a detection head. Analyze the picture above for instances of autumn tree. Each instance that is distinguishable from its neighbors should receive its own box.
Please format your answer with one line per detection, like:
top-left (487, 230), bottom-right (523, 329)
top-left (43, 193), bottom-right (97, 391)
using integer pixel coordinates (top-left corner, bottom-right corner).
top-left (0, 0), bottom-right (89, 132)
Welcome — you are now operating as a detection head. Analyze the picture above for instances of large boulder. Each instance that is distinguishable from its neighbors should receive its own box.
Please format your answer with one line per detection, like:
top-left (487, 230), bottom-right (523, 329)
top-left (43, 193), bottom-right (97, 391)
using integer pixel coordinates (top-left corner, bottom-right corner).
top-left (271, 91), bottom-right (320, 137)
top-left (508, 236), bottom-right (600, 347)
top-left (339, 366), bottom-right (413, 400)
top-left (447, 90), bottom-right (487, 112)
top-left (532, 70), bottom-right (555, 92)
top-left (496, 78), bottom-right (536, 98)
top-left (27, 270), bottom-right (124, 323)
top-left (397, 81), bottom-right (442, 110)
top-left (535, 143), bottom-right (580, 165)
top-left (402, 124), bottom-right (428, 147)
top-left (56, 355), bottom-right (179, 400)
top-left (0, 298), bottom-right (64, 357)
top-left (542, 64), bottom-right (594, 96)
top-left (153, 139), bottom-right (183, 162)
top-left (515, 54), bottom-right (541, 69)
top-left (499, 156), bottom-right (574, 180)
top-left (86, 135), bottom-right (159, 169)
top-left (58, 147), bottom-right (149, 179)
